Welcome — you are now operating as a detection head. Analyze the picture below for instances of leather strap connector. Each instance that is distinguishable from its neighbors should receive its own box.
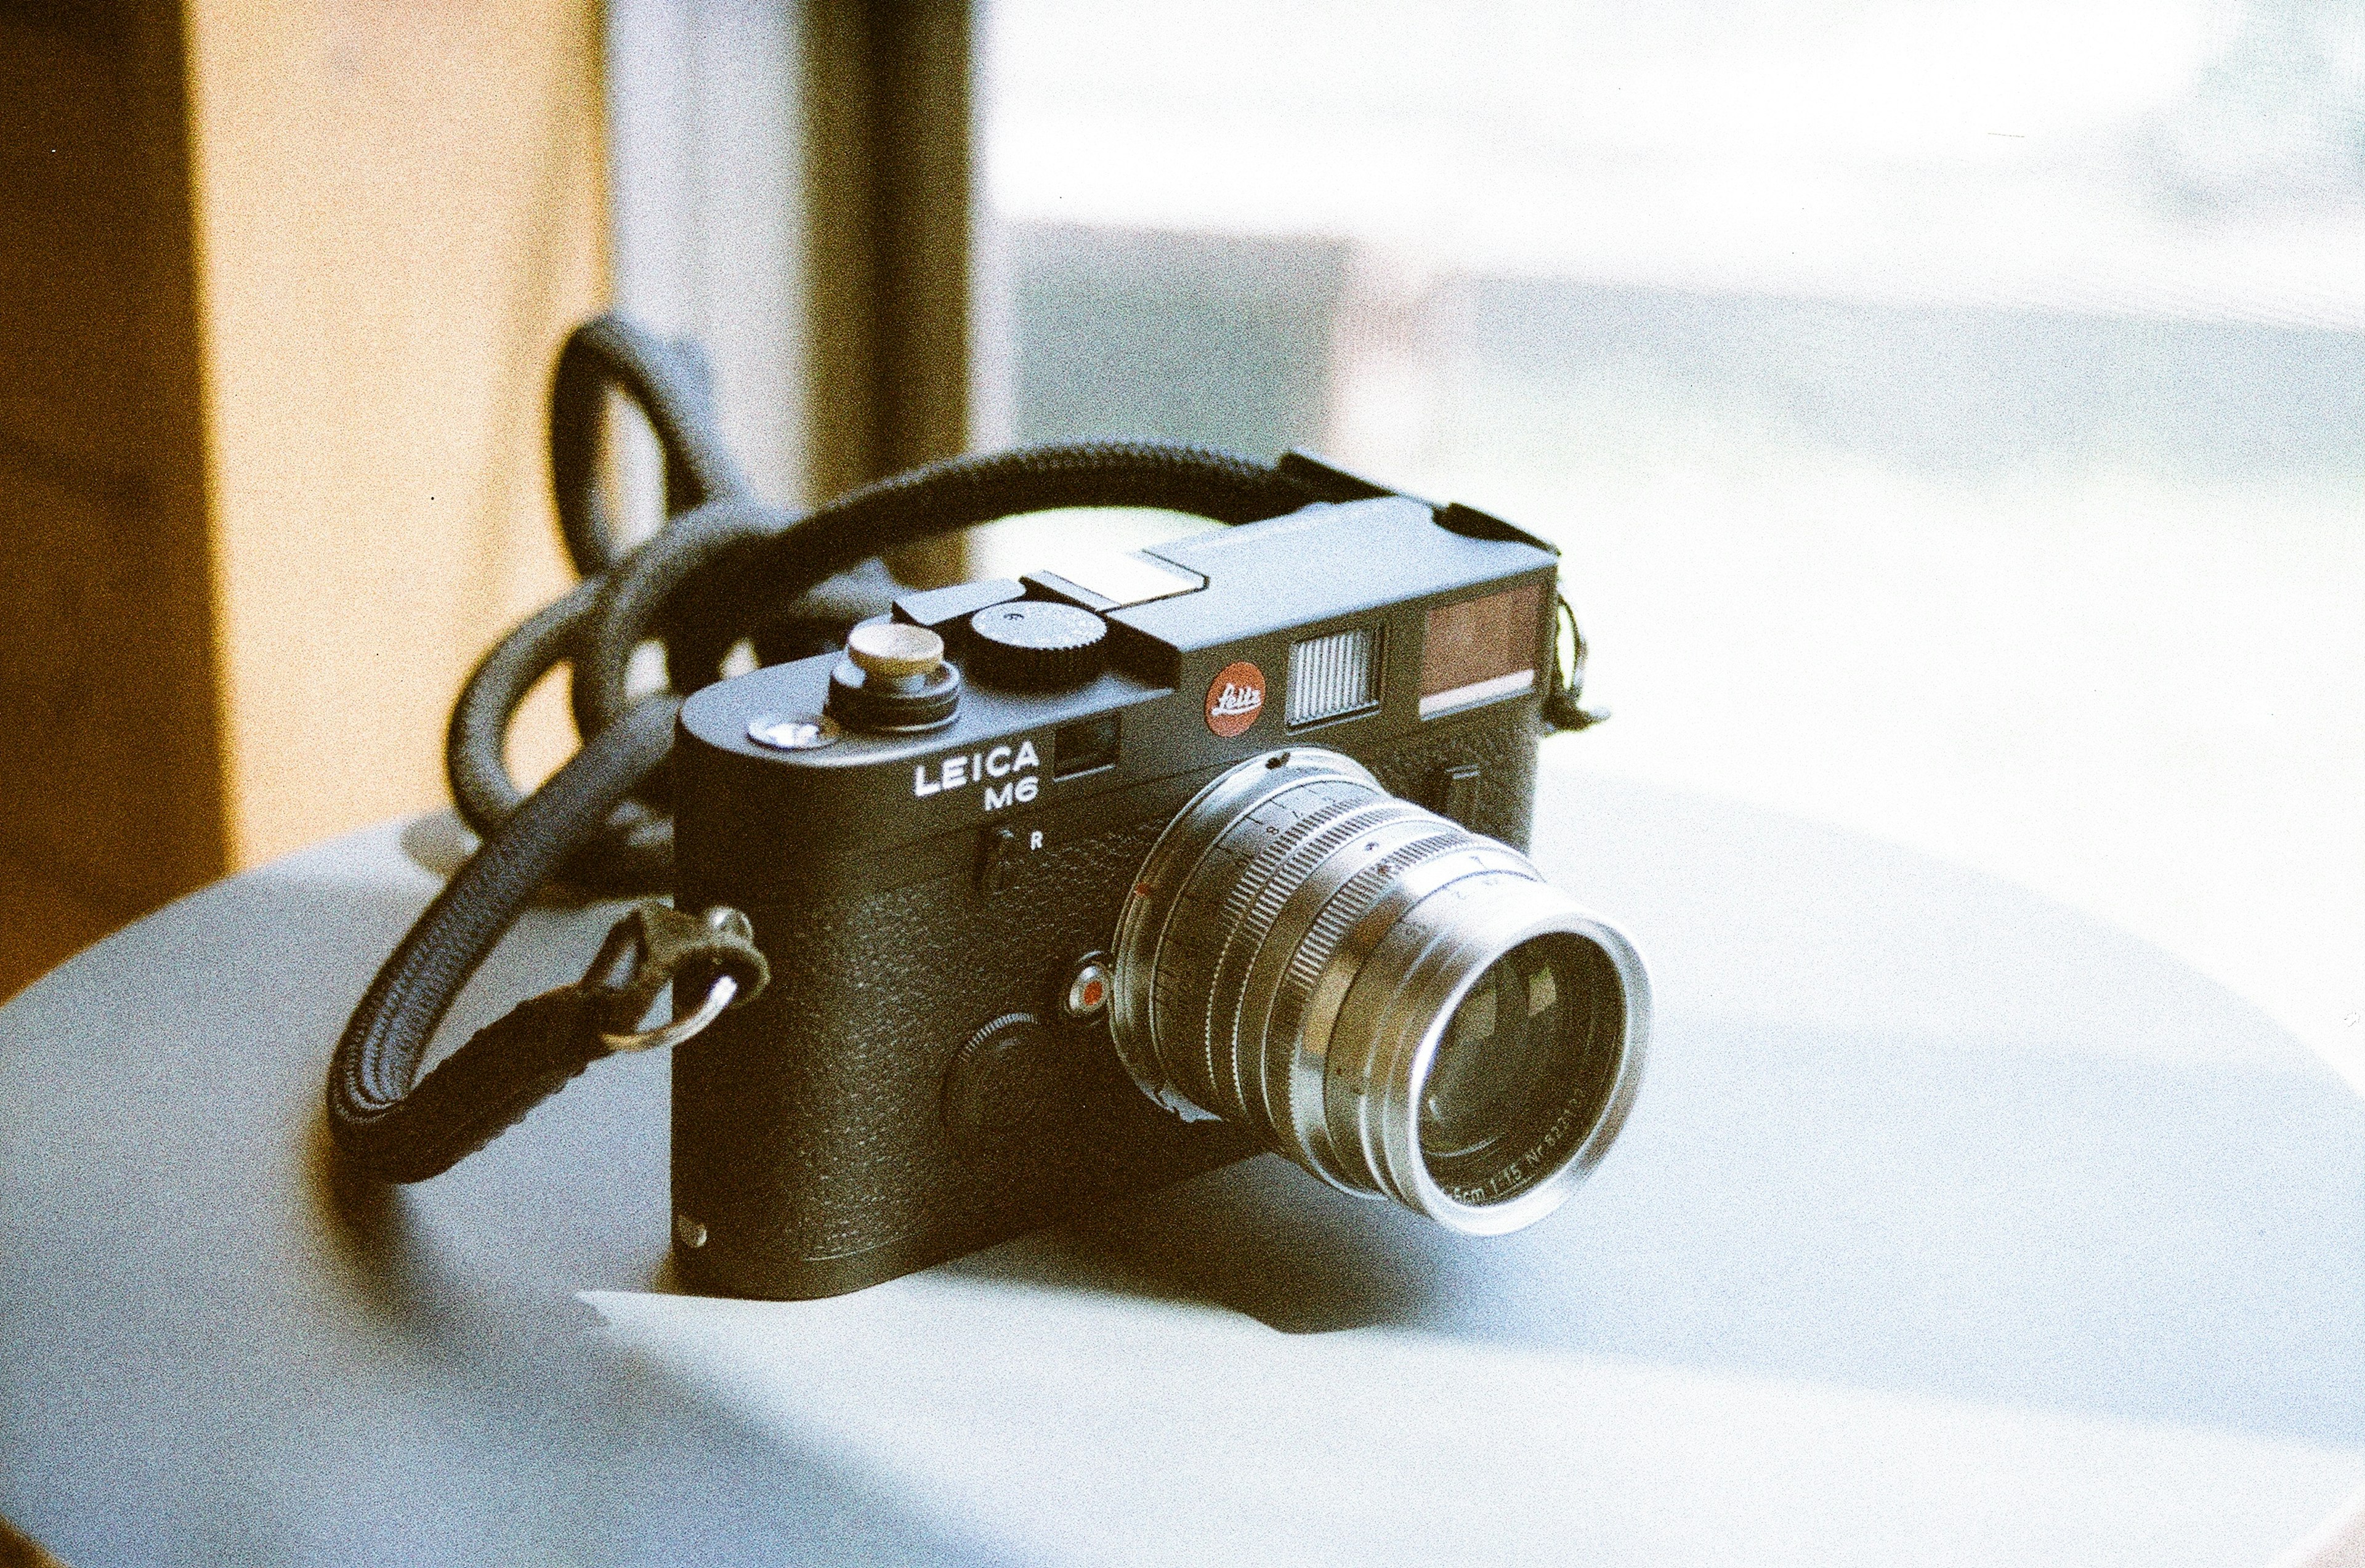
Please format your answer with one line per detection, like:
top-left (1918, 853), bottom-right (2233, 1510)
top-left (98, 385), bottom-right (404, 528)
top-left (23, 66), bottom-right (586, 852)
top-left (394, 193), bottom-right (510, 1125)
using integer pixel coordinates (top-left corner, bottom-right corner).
top-left (583, 902), bottom-right (769, 1050)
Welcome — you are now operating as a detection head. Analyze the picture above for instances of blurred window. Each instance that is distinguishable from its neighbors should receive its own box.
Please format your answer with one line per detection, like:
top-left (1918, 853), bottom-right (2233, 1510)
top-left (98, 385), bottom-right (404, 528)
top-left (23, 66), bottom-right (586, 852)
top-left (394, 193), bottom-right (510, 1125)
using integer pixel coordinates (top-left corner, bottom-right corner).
top-left (974, 0), bottom-right (2365, 1085)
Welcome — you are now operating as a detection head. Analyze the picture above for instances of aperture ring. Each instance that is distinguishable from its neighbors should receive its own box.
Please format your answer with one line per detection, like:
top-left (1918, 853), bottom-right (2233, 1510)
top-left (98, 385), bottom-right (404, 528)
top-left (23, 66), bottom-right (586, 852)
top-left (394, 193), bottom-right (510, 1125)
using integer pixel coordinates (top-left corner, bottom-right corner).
top-left (1224, 818), bottom-right (1472, 1181)
top-left (1284, 843), bottom-right (1538, 1189)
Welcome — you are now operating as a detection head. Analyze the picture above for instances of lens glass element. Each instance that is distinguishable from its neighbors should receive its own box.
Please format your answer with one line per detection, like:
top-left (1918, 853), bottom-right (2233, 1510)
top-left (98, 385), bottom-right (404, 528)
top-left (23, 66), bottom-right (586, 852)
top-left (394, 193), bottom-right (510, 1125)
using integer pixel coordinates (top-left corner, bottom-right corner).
top-left (1419, 934), bottom-right (1623, 1202)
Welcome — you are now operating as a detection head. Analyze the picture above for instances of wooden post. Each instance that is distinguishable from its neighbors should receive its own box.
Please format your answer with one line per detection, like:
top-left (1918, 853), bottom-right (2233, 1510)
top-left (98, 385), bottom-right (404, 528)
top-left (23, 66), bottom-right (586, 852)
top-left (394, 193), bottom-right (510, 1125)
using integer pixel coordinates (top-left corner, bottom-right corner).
top-left (0, 2), bottom-right (977, 998)
top-left (0, 2), bottom-right (607, 995)
top-left (802, 0), bottom-right (973, 580)
top-left (0, 5), bottom-right (226, 994)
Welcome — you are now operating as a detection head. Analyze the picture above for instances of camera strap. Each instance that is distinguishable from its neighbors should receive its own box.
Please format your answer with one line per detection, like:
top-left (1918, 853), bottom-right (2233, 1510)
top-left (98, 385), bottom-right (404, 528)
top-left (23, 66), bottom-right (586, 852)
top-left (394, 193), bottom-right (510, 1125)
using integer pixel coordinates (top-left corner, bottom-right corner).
top-left (325, 313), bottom-right (1604, 1183)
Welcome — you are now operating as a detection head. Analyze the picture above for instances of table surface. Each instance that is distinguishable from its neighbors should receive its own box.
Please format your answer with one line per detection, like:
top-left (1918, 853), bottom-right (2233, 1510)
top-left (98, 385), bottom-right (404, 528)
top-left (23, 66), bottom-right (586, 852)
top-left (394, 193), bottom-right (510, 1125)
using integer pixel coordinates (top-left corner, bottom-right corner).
top-left (2, 764), bottom-right (2360, 1567)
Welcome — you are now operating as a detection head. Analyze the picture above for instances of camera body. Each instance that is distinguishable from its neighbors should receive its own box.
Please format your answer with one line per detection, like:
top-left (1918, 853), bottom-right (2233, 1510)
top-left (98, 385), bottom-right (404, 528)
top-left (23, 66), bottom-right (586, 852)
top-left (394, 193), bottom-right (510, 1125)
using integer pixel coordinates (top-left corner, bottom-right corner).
top-left (671, 491), bottom-right (1567, 1300)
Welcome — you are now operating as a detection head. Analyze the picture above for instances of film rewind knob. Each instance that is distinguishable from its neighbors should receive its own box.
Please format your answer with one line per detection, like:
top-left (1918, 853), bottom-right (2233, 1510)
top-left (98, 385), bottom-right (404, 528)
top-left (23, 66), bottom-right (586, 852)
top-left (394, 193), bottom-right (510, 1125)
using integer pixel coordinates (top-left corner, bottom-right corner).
top-left (966, 600), bottom-right (1107, 689)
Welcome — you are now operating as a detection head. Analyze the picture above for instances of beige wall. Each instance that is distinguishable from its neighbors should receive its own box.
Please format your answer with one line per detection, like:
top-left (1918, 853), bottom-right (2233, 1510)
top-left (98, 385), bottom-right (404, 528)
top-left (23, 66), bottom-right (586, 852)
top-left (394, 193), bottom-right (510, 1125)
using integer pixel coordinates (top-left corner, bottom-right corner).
top-left (0, 2), bottom-right (605, 997)
top-left (185, 1), bottom-right (605, 868)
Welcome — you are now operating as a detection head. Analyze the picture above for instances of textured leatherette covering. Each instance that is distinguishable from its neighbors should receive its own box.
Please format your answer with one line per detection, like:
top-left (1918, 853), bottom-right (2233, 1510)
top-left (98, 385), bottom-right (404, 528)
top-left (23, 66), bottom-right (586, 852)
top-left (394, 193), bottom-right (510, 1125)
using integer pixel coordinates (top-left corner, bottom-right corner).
top-left (672, 810), bottom-right (1252, 1299)
top-left (1367, 713), bottom-right (1540, 854)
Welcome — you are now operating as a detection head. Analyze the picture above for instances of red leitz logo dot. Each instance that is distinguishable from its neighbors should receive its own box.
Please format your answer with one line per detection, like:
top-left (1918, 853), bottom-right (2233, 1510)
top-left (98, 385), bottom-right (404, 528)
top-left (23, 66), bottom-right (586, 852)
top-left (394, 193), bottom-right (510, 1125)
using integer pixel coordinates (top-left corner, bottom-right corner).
top-left (1205, 661), bottom-right (1266, 737)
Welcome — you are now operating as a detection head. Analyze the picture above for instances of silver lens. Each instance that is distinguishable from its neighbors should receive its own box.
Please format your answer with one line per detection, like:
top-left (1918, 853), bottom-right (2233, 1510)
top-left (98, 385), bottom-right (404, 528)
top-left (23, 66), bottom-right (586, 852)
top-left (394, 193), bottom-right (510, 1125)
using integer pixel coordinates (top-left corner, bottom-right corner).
top-left (1110, 748), bottom-right (1649, 1235)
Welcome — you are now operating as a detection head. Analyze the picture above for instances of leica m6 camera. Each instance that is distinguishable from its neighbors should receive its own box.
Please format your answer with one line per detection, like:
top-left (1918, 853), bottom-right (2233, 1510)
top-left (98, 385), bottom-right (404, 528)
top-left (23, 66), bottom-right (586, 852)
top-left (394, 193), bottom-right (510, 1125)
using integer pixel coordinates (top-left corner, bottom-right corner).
top-left (669, 487), bottom-right (1650, 1299)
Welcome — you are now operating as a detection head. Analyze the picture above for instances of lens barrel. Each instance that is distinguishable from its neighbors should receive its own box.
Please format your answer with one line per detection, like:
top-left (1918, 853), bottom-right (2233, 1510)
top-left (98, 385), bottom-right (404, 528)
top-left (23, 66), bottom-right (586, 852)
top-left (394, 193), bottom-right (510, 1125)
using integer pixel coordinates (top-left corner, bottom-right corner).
top-left (1111, 749), bottom-right (1649, 1235)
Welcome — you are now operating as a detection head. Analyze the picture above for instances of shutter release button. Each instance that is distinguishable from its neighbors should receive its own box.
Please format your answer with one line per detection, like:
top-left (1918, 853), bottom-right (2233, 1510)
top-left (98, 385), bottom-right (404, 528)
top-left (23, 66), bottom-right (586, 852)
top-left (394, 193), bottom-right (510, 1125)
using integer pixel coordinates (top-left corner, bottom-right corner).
top-left (828, 620), bottom-right (962, 732)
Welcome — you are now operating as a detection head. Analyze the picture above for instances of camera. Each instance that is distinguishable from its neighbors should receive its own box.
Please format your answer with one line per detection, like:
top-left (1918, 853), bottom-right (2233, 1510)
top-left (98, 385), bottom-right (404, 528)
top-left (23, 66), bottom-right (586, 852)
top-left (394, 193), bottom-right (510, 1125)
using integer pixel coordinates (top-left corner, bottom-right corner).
top-left (668, 483), bottom-right (1650, 1299)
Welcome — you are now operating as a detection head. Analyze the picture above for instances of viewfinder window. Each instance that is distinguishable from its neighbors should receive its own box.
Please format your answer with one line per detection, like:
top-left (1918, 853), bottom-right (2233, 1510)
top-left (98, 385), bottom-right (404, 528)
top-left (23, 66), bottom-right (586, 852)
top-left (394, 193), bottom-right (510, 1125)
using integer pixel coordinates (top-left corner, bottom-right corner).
top-left (1052, 715), bottom-right (1120, 778)
top-left (1420, 584), bottom-right (1545, 719)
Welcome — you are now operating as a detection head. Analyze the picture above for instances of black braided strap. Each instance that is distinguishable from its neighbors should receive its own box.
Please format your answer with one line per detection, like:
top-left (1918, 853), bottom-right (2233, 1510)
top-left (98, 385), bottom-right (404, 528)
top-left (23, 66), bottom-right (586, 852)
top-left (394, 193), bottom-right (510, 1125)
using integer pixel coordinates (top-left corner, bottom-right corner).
top-left (446, 440), bottom-right (1316, 894)
top-left (550, 313), bottom-right (753, 575)
top-left (563, 496), bottom-right (792, 751)
top-left (331, 699), bottom-right (761, 1182)
top-left (440, 578), bottom-right (678, 896)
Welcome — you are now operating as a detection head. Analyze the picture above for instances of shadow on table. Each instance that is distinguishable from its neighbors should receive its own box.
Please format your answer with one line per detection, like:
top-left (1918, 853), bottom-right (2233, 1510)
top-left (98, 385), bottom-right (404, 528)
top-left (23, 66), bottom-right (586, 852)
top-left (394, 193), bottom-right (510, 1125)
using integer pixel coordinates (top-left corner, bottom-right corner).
top-left (947, 953), bottom-right (2365, 1452)
top-left (936, 1154), bottom-right (1452, 1329)
top-left (309, 1117), bottom-right (483, 1341)
top-left (299, 1119), bottom-right (1014, 1566)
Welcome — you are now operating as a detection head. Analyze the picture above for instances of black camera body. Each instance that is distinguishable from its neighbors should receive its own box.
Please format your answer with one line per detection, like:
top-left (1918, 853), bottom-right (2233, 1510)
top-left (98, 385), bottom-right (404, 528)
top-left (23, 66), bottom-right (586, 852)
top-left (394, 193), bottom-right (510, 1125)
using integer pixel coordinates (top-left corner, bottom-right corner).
top-left (671, 492), bottom-right (1569, 1300)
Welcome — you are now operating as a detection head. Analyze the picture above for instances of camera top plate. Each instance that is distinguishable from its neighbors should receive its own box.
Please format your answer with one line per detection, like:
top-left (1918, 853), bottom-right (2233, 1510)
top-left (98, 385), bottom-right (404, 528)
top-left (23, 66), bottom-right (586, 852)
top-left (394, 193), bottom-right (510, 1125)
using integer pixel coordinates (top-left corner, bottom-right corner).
top-left (674, 495), bottom-right (1561, 898)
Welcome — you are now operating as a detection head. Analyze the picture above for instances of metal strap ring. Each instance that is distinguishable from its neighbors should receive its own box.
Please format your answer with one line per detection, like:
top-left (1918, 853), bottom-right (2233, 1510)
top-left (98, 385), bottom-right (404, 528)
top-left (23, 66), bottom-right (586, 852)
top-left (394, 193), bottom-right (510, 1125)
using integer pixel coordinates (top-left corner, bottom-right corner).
top-left (602, 972), bottom-right (739, 1054)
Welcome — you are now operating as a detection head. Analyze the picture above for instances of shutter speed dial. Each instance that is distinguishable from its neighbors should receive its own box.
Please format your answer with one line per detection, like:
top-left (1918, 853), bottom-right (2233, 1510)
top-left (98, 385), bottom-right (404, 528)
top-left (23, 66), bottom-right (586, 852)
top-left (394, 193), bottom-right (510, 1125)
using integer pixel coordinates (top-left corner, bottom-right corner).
top-left (966, 600), bottom-right (1107, 690)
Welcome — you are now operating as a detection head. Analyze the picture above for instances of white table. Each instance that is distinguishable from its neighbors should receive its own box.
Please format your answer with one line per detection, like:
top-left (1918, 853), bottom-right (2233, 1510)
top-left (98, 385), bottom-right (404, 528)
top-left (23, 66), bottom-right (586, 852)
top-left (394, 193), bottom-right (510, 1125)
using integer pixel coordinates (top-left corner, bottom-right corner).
top-left (2, 764), bottom-right (2358, 1565)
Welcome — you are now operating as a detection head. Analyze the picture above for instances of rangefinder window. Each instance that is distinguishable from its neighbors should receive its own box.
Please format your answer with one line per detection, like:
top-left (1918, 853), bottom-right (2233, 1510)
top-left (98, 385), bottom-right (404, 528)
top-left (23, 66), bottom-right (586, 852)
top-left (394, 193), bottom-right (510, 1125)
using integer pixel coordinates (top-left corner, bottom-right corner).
top-left (1420, 581), bottom-right (1547, 718)
top-left (1052, 715), bottom-right (1120, 778)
